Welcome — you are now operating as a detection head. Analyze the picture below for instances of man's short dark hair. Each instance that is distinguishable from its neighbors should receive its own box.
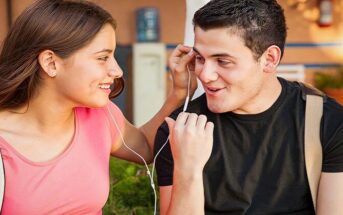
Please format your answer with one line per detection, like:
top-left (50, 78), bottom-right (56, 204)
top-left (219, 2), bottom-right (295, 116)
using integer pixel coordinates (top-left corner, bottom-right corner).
top-left (193, 0), bottom-right (287, 60)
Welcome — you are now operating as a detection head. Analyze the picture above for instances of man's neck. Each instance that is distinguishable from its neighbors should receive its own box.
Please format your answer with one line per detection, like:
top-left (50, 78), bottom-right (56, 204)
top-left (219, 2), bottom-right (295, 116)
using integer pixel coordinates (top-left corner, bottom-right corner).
top-left (232, 76), bottom-right (282, 115)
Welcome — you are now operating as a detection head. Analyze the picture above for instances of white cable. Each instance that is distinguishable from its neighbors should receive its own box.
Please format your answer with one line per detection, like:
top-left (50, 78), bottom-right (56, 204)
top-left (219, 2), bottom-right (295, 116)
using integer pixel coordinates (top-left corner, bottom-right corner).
top-left (183, 64), bottom-right (191, 112)
top-left (107, 63), bottom-right (191, 215)
top-left (107, 107), bottom-right (157, 214)
top-left (151, 65), bottom-right (191, 181)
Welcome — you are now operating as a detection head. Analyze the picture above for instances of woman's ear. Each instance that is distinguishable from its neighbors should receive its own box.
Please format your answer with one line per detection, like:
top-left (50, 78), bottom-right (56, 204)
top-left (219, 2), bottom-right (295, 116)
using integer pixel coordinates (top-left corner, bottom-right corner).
top-left (38, 50), bottom-right (58, 78)
top-left (261, 45), bottom-right (282, 73)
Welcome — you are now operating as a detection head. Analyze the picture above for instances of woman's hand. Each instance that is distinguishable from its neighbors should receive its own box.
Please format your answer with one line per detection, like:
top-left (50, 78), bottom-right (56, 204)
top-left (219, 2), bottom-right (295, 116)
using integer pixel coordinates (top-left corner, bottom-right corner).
top-left (168, 45), bottom-right (198, 101)
top-left (165, 112), bottom-right (214, 174)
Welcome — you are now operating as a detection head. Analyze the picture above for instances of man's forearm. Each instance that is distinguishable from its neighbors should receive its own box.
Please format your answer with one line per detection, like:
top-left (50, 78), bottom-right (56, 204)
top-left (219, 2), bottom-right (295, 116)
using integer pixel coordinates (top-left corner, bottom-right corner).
top-left (167, 169), bottom-right (205, 215)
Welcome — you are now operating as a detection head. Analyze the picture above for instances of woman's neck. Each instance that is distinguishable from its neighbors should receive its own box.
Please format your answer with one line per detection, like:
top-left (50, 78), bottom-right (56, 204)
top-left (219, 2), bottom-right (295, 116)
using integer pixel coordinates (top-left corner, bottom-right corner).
top-left (2, 92), bottom-right (75, 135)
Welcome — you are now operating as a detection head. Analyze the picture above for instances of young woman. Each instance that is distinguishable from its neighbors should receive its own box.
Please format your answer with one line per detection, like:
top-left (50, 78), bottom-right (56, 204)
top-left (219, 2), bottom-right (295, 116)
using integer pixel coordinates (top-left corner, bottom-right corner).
top-left (0, 0), bottom-right (198, 214)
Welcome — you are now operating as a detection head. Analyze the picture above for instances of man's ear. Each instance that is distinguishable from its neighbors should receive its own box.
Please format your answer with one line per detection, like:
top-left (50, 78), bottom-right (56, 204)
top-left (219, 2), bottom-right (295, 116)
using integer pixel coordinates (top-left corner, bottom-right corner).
top-left (38, 50), bottom-right (58, 78)
top-left (261, 45), bottom-right (282, 73)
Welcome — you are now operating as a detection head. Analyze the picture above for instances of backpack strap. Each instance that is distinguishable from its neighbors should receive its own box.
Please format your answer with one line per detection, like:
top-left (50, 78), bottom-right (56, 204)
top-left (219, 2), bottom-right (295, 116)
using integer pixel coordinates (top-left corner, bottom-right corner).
top-left (0, 151), bottom-right (4, 212)
top-left (305, 95), bottom-right (323, 212)
top-left (298, 82), bottom-right (325, 212)
top-left (298, 82), bottom-right (326, 102)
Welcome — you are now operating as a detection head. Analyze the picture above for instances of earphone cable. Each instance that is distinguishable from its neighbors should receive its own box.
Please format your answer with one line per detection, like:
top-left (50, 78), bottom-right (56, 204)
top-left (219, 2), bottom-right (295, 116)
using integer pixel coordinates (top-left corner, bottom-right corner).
top-left (107, 62), bottom-right (192, 215)
top-left (151, 64), bottom-right (191, 182)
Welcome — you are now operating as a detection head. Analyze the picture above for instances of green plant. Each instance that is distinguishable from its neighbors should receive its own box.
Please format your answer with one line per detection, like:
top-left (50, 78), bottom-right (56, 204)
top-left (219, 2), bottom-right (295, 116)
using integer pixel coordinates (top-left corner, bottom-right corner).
top-left (314, 68), bottom-right (343, 90)
top-left (103, 158), bottom-right (157, 215)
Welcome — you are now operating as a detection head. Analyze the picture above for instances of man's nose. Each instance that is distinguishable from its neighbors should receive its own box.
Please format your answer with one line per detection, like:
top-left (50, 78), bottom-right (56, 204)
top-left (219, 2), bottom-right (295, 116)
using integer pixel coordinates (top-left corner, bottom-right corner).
top-left (198, 62), bottom-right (218, 83)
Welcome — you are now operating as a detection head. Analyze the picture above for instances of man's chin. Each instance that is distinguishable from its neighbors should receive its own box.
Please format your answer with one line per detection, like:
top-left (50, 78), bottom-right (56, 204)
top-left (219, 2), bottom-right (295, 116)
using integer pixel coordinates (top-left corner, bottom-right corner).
top-left (207, 102), bottom-right (228, 113)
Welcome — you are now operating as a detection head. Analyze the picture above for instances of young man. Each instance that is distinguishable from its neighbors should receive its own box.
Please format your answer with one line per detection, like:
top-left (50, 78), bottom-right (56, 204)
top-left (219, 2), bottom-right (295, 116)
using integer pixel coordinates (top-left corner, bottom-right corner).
top-left (154, 0), bottom-right (343, 214)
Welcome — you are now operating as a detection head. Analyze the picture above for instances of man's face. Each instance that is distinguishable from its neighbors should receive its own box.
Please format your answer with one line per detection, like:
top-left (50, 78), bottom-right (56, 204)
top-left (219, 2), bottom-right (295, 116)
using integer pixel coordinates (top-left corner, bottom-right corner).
top-left (193, 27), bottom-right (266, 114)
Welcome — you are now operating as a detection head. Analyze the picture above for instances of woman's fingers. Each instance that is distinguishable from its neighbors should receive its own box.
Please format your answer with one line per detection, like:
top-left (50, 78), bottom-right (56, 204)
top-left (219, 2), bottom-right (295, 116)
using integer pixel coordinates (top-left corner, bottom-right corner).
top-left (169, 44), bottom-right (194, 70)
top-left (170, 44), bottom-right (192, 58)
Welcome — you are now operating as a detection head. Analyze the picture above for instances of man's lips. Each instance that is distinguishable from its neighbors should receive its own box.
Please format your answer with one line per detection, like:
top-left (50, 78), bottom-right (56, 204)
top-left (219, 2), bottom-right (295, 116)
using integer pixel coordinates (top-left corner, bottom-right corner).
top-left (205, 86), bottom-right (225, 93)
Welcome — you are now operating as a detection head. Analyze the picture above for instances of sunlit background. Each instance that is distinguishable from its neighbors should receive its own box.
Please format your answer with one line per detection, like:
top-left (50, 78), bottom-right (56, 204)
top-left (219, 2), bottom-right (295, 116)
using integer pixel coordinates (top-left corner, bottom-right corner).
top-left (1, 0), bottom-right (342, 214)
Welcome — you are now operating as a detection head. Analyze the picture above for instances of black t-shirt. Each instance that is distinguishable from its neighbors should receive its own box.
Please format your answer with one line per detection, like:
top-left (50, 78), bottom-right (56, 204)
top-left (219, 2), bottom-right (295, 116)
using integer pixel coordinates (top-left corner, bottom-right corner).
top-left (154, 78), bottom-right (343, 215)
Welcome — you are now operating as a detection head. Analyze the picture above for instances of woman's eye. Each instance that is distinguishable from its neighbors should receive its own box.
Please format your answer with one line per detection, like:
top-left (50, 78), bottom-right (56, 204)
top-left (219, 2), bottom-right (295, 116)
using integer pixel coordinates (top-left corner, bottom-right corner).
top-left (98, 56), bottom-right (109, 61)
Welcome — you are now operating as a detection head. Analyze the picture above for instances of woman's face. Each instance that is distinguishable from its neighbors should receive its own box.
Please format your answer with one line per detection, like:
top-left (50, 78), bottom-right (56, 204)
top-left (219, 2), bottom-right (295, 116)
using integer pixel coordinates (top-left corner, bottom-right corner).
top-left (56, 24), bottom-right (122, 108)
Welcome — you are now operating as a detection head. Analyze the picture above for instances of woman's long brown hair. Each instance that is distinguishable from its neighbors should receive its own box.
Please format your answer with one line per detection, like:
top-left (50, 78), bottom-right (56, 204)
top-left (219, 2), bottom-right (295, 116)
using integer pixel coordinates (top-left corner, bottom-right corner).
top-left (0, 0), bottom-right (124, 110)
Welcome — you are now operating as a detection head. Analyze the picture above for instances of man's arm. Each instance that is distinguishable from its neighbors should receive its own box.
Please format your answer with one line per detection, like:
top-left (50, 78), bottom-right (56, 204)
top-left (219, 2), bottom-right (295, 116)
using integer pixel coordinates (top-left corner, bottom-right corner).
top-left (160, 169), bottom-right (205, 215)
top-left (317, 172), bottom-right (343, 214)
top-left (158, 113), bottom-right (213, 215)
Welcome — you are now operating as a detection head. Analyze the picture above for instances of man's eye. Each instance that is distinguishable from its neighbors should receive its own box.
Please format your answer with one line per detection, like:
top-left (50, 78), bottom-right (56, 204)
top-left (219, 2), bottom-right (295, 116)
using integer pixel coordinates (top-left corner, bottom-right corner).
top-left (195, 55), bottom-right (204, 63)
top-left (218, 59), bottom-right (231, 66)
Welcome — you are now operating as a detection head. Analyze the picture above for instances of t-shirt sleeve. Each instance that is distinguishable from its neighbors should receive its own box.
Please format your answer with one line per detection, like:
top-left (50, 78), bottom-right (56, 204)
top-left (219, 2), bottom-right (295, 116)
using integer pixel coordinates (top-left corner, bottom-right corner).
top-left (154, 120), bottom-right (174, 186)
top-left (103, 100), bottom-right (126, 150)
top-left (322, 99), bottom-right (343, 172)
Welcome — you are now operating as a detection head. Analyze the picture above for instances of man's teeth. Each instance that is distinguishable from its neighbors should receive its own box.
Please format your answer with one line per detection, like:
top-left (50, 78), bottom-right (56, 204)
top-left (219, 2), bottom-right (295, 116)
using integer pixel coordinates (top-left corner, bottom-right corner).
top-left (99, 84), bottom-right (110, 89)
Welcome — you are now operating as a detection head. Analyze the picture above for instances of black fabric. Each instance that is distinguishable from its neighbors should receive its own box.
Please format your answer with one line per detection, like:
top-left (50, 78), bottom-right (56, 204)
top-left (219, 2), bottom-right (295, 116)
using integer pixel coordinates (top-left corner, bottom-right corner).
top-left (154, 77), bottom-right (343, 215)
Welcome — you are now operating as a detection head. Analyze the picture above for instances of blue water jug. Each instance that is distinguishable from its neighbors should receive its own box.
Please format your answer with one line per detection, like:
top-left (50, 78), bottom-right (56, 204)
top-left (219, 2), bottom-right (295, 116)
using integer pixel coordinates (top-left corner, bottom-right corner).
top-left (136, 7), bottom-right (160, 42)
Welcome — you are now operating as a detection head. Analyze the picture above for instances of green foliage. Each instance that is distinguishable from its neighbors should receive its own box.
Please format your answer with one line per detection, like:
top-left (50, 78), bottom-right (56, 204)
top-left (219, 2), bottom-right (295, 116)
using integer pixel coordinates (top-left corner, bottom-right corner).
top-left (314, 68), bottom-right (343, 90)
top-left (103, 158), bottom-right (157, 215)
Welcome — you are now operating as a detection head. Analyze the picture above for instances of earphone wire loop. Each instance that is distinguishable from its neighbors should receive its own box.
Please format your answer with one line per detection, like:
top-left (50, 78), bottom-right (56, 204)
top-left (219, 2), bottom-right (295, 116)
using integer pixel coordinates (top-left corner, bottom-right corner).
top-left (107, 61), bottom-right (192, 215)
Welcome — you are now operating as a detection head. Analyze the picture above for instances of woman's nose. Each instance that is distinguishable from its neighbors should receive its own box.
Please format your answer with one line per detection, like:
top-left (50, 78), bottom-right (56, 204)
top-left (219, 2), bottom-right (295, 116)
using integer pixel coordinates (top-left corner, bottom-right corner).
top-left (109, 59), bottom-right (123, 78)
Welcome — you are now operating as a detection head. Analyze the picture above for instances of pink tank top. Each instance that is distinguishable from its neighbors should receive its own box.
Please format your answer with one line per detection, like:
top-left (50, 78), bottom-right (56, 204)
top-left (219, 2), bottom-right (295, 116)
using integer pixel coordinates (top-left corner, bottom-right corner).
top-left (0, 101), bottom-right (124, 215)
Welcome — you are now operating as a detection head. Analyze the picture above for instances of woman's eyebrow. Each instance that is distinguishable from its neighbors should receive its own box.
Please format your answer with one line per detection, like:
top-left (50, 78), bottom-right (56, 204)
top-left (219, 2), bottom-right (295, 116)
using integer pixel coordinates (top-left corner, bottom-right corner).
top-left (93, 49), bottom-right (113, 54)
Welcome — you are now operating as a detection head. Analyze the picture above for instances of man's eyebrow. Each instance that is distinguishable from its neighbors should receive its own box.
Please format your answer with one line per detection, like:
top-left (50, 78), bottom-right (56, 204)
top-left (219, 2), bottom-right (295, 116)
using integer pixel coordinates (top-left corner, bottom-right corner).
top-left (93, 49), bottom-right (113, 54)
top-left (193, 47), bottom-right (234, 58)
top-left (211, 53), bottom-right (234, 58)
top-left (192, 47), bottom-right (202, 56)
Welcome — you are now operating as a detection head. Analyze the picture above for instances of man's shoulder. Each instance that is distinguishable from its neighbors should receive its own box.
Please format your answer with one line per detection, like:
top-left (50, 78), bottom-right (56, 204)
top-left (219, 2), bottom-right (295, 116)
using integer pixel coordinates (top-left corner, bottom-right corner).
top-left (279, 78), bottom-right (325, 100)
top-left (294, 81), bottom-right (326, 101)
top-left (282, 78), bottom-right (342, 118)
top-left (292, 80), bottom-right (342, 114)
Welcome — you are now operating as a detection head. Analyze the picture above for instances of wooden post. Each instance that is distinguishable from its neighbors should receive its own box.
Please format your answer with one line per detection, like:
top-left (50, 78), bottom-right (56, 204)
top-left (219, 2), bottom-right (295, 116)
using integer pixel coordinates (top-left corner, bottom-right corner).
top-left (6, 0), bottom-right (12, 29)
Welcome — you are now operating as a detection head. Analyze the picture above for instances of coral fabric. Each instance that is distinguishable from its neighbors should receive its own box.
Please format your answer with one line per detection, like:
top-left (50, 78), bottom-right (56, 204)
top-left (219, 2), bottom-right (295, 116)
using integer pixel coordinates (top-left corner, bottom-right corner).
top-left (0, 101), bottom-right (124, 215)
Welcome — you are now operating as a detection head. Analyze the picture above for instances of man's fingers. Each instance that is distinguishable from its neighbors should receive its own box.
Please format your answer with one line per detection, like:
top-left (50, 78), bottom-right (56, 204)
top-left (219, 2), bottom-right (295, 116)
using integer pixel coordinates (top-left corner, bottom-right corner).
top-left (205, 121), bottom-right (214, 135)
top-left (165, 117), bottom-right (176, 133)
top-left (175, 112), bottom-right (189, 127)
top-left (196, 114), bottom-right (208, 129)
top-left (185, 113), bottom-right (198, 128)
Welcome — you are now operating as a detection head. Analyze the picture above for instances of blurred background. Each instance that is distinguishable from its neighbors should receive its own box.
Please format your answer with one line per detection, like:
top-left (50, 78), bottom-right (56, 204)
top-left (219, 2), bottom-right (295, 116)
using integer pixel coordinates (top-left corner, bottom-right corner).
top-left (1, 0), bottom-right (342, 214)
top-left (1, 0), bottom-right (342, 122)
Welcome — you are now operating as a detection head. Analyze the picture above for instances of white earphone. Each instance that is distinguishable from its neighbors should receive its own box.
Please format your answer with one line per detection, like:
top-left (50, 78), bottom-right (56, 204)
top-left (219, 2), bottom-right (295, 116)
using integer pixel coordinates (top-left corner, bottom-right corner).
top-left (107, 62), bottom-right (192, 215)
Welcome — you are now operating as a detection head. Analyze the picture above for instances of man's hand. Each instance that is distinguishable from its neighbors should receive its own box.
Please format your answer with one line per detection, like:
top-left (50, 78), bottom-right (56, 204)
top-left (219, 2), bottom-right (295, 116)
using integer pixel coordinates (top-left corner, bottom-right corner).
top-left (165, 112), bottom-right (214, 173)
